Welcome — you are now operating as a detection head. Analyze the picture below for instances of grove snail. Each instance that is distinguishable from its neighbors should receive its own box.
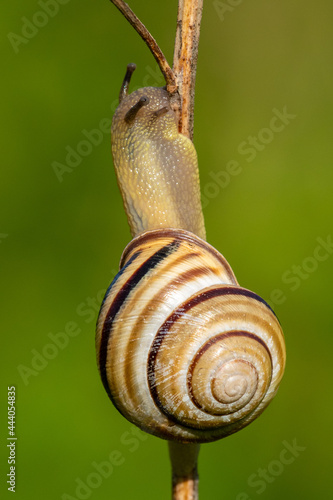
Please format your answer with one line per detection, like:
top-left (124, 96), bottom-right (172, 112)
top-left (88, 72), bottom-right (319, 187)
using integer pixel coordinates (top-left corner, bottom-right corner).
top-left (96, 64), bottom-right (286, 444)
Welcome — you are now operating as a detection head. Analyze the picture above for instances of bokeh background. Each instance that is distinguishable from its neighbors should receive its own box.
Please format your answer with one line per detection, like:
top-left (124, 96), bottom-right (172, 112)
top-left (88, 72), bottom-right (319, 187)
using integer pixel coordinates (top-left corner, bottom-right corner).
top-left (1, 0), bottom-right (332, 498)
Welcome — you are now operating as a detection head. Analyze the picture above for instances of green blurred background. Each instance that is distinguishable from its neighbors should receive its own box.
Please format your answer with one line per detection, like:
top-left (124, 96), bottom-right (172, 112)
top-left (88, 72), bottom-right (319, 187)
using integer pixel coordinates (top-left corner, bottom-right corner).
top-left (1, 0), bottom-right (332, 498)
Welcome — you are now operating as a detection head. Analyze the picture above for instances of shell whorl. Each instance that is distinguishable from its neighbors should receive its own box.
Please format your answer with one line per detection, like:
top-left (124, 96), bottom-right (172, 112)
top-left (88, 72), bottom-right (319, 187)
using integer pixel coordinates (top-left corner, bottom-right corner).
top-left (96, 228), bottom-right (286, 443)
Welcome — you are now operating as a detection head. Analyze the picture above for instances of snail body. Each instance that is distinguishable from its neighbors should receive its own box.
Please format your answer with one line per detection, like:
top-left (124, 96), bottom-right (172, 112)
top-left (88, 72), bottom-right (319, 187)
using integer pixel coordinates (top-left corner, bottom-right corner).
top-left (96, 65), bottom-right (286, 444)
top-left (111, 64), bottom-right (205, 240)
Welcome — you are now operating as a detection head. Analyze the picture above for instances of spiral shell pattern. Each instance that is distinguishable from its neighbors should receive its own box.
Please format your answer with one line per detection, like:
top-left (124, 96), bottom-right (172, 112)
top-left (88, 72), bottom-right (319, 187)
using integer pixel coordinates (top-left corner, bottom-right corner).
top-left (96, 229), bottom-right (286, 443)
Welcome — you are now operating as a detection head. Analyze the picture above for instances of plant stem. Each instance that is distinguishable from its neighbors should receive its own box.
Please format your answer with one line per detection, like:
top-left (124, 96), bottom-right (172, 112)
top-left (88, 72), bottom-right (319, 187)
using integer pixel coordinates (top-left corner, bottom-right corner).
top-left (168, 442), bottom-right (200, 500)
top-left (110, 0), bottom-right (177, 93)
top-left (173, 0), bottom-right (204, 139)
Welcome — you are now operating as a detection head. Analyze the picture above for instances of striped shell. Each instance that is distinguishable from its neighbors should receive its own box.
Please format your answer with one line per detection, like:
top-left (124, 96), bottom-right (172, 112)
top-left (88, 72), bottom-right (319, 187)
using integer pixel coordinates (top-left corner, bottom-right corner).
top-left (96, 228), bottom-right (286, 443)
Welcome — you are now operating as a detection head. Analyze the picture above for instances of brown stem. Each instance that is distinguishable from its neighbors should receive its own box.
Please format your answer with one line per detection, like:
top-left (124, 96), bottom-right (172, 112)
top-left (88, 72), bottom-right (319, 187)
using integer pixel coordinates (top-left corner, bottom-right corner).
top-left (173, 0), bottom-right (203, 139)
top-left (110, 0), bottom-right (177, 93)
top-left (168, 442), bottom-right (200, 500)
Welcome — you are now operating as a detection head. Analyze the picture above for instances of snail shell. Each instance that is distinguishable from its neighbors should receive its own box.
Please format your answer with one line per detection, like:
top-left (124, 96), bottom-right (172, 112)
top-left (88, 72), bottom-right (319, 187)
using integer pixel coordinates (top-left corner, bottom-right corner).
top-left (96, 228), bottom-right (286, 443)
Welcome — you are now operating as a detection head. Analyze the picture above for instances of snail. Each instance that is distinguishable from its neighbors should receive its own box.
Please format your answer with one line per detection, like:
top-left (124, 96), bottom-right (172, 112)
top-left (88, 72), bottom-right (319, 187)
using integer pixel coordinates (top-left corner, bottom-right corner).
top-left (96, 64), bottom-right (286, 444)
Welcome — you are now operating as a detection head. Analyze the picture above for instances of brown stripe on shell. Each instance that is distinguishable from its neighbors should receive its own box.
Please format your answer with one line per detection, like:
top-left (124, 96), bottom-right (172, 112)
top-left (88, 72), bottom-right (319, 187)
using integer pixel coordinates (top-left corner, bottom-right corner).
top-left (95, 249), bottom-right (141, 355)
top-left (99, 239), bottom-right (180, 399)
top-left (147, 285), bottom-right (279, 421)
top-left (186, 330), bottom-right (272, 412)
top-left (120, 228), bottom-right (238, 285)
top-left (123, 264), bottom-right (219, 403)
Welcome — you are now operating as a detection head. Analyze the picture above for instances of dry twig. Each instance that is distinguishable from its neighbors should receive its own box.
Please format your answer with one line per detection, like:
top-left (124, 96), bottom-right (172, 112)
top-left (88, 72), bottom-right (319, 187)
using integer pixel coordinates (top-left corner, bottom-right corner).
top-left (110, 0), bottom-right (177, 93)
top-left (173, 0), bottom-right (203, 139)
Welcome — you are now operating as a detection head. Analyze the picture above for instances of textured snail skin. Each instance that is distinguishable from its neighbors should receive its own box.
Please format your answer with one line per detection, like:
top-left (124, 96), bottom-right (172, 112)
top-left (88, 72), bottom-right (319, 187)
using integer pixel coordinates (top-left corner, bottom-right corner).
top-left (96, 228), bottom-right (286, 443)
top-left (111, 87), bottom-right (206, 240)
